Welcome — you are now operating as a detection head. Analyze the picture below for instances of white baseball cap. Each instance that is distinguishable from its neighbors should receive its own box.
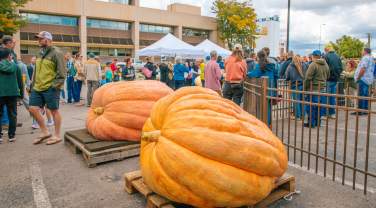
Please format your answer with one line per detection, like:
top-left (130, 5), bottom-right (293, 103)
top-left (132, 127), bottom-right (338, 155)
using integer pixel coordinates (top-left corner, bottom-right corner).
top-left (35, 31), bottom-right (53, 40)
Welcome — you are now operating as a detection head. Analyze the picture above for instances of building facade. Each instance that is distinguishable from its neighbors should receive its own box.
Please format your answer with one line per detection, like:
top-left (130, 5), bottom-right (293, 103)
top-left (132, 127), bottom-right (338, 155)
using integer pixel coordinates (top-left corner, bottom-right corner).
top-left (16, 0), bottom-right (218, 63)
top-left (254, 15), bottom-right (281, 57)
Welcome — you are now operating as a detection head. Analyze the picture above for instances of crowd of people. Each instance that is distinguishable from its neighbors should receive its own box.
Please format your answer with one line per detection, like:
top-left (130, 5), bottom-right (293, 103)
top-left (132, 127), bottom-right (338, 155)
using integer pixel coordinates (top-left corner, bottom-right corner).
top-left (0, 29), bottom-right (375, 144)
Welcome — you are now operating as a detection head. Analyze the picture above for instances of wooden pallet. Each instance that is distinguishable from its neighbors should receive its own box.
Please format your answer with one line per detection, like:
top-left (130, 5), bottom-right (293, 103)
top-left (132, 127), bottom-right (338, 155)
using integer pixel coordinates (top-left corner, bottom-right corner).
top-left (64, 129), bottom-right (140, 168)
top-left (124, 171), bottom-right (296, 208)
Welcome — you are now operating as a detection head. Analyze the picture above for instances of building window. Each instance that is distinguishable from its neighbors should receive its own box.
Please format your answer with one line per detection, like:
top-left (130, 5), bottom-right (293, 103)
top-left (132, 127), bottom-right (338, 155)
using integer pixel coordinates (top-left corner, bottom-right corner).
top-left (140, 24), bottom-right (172, 34)
top-left (96, 0), bottom-right (130, 5)
top-left (20, 32), bottom-right (80, 43)
top-left (183, 28), bottom-right (209, 38)
top-left (88, 48), bottom-right (131, 57)
top-left (87, 19), bottom-right (130, 31)
top-left (21, 45), bottom-right (78, 55)
top-left (21, 13), bottom-right (78, 26)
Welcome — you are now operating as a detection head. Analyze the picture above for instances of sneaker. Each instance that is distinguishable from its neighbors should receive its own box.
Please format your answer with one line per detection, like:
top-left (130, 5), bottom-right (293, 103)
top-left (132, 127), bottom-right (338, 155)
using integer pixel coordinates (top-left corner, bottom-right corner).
top-left (8, 137), bottom-right (15, 142)
top-left (32, 123), bottom-right (40, 129)
top-left (47, 120), bottom-right (54, 127)
top-left (328, 114), bottom-right (336, 119)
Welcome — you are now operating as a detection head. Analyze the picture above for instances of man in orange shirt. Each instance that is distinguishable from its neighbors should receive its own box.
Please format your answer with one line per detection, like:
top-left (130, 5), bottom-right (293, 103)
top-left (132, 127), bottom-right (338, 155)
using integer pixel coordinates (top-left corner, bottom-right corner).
top-left (223, 44), bottom-right (247, 105)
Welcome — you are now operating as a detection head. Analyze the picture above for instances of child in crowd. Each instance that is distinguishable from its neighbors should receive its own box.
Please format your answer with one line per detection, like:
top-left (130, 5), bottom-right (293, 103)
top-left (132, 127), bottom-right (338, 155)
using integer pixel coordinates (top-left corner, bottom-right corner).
top-left (104, 62), bottom-right (113, 83)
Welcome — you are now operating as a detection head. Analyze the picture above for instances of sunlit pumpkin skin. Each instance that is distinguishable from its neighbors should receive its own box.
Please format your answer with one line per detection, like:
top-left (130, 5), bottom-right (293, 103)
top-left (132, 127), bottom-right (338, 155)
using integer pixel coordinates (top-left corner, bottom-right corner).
top-left (86, 80), bottom-right (173, 141)
top-left (140, 87), bottom-right (288, 207)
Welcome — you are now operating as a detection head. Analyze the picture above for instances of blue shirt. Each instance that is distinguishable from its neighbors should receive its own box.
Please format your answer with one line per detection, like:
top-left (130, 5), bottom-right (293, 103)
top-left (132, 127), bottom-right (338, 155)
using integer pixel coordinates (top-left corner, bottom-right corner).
top-left (173, 63), bottom-right (189, 81)
top-left (355, 54), bottom-right (375, 85)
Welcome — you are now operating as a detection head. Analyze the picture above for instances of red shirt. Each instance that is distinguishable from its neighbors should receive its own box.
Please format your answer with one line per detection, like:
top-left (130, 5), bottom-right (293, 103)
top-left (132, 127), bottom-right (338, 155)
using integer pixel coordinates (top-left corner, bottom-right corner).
top-left (225, 56), bottom-right (247, 83)
top-left (110, 63), bottom-right (117, 72)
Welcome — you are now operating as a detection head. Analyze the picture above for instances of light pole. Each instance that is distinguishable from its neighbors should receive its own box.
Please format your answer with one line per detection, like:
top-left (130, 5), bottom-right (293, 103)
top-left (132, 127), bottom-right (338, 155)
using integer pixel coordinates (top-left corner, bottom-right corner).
top-left (286, 0), bottom-right (291, 53)
top-left (318, 24), bottom-right (326, 51)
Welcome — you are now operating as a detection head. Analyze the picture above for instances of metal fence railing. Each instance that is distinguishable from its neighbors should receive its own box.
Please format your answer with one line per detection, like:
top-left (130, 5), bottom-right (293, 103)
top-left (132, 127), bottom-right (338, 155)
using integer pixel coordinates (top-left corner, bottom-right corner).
top-left (243, 77), bottom-right (376, 194)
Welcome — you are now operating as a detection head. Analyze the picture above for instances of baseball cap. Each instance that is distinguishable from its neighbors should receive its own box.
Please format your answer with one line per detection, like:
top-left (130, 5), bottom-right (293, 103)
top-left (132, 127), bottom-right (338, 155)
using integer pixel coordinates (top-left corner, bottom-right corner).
top-left (312, 50), bottom-right (322, 57)
top-left (35, 31), bottom-right (53, 40)
top-left (234, 44), bottom-right (243, 51)
top-left (88, 53), bottom-right (95, 58)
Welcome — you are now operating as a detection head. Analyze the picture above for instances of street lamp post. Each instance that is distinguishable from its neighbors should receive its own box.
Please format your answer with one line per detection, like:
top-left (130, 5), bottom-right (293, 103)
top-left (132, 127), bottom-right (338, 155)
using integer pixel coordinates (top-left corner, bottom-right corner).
top-left (286, 0), bottom-right (291, 53)
top-left (318, 24), bottom-right (326, 51)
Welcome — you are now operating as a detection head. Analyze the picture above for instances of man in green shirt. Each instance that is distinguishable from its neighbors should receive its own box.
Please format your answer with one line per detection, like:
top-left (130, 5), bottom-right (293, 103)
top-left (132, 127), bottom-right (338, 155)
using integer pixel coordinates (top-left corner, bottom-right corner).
top-left (29, 31), bottom-right (66, 145)
top-left (0, 47), bottom-right (23, 143)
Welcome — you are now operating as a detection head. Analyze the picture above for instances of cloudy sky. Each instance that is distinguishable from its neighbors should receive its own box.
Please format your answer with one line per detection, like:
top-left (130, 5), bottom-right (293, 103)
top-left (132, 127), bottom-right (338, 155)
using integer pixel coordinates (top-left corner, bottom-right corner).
top-left (140, 0), bottom-right (376, 55)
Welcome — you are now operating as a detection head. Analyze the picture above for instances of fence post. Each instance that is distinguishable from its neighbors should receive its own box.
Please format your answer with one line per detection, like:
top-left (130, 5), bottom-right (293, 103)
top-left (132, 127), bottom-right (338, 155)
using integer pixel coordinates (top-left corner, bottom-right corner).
top-left (261, 77), bottom-right (269, 125)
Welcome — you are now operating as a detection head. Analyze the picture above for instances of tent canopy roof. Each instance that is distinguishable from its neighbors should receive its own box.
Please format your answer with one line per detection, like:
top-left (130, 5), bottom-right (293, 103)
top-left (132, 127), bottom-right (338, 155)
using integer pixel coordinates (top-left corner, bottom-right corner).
top-left (137, 33), bottom-right (205, 59)
top-left (195, 39), bottom-right (232, 57)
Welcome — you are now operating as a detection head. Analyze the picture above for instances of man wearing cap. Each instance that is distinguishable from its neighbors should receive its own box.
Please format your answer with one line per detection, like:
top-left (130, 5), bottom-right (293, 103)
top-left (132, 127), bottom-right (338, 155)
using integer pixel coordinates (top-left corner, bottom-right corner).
top-left (353, 48), bottom-right (375, 115)
top-left (29, 31), bottom-right (66, 145)
top-left (303, 50), bottom-right (330, 128)
top-left (84, 53), bottom-right (101, 107)
top-left (322, 46), bottom-right (343, 119)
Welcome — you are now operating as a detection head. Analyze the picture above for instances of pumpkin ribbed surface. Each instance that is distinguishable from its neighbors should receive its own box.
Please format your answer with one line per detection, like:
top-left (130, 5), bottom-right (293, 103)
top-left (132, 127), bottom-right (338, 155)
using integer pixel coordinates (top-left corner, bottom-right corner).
top-left (140, 87), bottom-right (288, 207)
top-left (86, 80), bottom-right (173, 141)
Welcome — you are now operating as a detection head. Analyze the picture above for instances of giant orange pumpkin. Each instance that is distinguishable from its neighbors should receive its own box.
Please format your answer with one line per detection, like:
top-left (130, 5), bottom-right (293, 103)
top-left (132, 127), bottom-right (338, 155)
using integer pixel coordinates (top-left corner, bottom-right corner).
top-left (140, 87), bottom-right (288, 207)
top-left (86, 80), bottom-right (173, 141)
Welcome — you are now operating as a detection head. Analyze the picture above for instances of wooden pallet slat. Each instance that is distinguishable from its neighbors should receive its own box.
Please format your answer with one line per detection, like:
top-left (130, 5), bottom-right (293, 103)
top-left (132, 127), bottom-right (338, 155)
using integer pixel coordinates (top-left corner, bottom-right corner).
top-left (64, 129), bottom-right (140, 168)
top-left (124, 171), bottom-right (296, 208)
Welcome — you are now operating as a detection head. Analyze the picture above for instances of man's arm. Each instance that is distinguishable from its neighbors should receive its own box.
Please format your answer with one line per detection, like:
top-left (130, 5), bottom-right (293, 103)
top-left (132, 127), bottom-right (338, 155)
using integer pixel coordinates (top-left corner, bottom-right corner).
top-left (304, 64), bottom-right (315, 90)
top-left (215, 63), bottom-right (222, 80)
top-left (16, 64), bottom-right (24, 98)
top-left (52, 51), bottom-right (67, 89)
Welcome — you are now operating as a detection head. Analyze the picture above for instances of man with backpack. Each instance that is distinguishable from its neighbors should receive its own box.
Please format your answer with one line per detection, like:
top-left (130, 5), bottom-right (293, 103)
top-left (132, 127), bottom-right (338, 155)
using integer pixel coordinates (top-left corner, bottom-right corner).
top-left (144, 57), bottom-right (157, 80)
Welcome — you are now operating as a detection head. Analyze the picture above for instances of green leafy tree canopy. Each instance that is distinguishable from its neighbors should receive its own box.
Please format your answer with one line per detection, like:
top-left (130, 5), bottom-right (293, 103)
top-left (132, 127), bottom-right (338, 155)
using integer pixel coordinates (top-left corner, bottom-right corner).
top-left (327, 35), bottom-right (365, 58)
top-left (0, 0), bottom-right (30, 36)
top-left (212, 0), bottom-right (257, 50)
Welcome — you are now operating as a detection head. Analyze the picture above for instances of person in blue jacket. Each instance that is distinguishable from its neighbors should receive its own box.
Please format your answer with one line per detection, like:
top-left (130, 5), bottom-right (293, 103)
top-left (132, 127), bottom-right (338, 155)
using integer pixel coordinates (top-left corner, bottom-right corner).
top-left (248, 50), bottom-right (278, 126)
top-left (173, 56), bottom-right (189, 90)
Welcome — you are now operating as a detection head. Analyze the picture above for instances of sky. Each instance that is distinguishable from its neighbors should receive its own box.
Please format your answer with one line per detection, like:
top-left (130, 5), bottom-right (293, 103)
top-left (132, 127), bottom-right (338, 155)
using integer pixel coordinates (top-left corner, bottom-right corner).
top-left (140, 0), bottom-right (376, 55)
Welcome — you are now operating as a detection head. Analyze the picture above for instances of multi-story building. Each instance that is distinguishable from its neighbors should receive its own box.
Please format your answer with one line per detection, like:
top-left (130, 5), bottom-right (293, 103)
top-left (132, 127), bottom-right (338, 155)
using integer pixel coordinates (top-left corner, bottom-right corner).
top-left (16, 0), bottom-right (218, 62)
top-left (255, 15), bottom-right (281, 57)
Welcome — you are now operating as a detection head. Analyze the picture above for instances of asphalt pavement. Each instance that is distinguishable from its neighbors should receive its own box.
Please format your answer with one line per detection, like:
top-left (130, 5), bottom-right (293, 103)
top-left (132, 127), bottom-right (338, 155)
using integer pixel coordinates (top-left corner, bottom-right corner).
top-left (0, 102), bottom-right (375, 208)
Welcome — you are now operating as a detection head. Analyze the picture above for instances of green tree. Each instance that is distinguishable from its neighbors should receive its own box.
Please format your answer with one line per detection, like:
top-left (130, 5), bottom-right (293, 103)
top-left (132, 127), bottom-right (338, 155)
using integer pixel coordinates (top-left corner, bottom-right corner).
top-left (212, 0), bottom-right (257, 50)
top-left (328, 35), bottom-right (365, 58)
top-left (0, 0), bottom-right (30, 37)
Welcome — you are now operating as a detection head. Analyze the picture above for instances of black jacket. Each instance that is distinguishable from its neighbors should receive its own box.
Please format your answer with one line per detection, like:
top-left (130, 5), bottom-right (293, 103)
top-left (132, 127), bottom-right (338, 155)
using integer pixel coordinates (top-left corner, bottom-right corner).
top-left (279, 57), bottom-right (293, 79)
top-left (324, 51), bottom-right (343, 82)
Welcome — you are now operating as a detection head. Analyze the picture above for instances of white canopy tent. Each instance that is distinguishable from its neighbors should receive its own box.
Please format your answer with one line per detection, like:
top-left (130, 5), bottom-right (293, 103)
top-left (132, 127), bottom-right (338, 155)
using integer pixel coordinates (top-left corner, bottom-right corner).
top-left (195, 39), bottom-right (232, 58)
top-left (136, 33), bottom-right (206, 59)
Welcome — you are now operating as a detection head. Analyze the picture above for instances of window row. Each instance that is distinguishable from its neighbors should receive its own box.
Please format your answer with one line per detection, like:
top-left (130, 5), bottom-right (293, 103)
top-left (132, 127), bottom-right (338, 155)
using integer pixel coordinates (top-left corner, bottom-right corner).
top-left (96, 0), bottom-right (130, 5)
top-left (140, 24), bottom-right (172, 34)
top-left (87, 19), bottom-right (131, 31)
top-left (20, 32), bottom-right (80, 43)
top-left (87, 37), bottom-right (133, 45)
top-left (87, 48), bottom-right (132, 57)
top-left (21, 45), bottom-right (79, 55)
top-left (21, 13), bottom-right (78, 26)
top-left (183, 28), bottom-right (209, 38)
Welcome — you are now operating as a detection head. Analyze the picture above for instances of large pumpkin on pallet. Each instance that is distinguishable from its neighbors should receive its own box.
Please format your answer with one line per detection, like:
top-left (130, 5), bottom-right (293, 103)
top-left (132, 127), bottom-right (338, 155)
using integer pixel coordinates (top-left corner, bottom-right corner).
top-left (86, 80), bottom-right (173, 141)
top-left (140, 87), bottom-right (288, 208)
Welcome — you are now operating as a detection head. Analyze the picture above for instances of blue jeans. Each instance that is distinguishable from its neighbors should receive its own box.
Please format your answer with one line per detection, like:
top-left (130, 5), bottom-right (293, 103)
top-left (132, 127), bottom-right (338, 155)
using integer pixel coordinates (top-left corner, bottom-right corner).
top-left (291, 85), bottom-right (303, 119)
top-left (321, 81), bottom-right (336, 116)
top-left (305, 95), bottom-right (319, 127)
top-left (73, 80), bottom-right (83, 103)
top-left (1, 106), bottom-right (8, 125)
top-left (358, 80), bottom-right (370, 110)
top-left (66, 76), bottom-right (75, 103)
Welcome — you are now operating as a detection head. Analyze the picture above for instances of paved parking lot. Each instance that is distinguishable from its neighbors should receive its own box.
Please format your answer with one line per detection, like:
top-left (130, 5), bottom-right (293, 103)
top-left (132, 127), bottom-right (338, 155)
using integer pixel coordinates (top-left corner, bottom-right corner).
top-left (0, 104), bottom-right (375, 208)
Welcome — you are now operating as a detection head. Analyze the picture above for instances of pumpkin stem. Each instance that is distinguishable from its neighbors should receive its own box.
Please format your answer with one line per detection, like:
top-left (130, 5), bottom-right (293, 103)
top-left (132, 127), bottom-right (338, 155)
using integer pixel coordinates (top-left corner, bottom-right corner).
top-left (141, 130), bottom-right (160, 142)
top-left (94, 107), bottom-right (104, 115)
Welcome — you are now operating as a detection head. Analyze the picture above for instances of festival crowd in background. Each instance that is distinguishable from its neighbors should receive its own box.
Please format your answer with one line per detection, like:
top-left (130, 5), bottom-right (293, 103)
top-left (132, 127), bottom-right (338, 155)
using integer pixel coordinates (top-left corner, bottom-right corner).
top-left (0, 30), bottom-right (376, 144)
